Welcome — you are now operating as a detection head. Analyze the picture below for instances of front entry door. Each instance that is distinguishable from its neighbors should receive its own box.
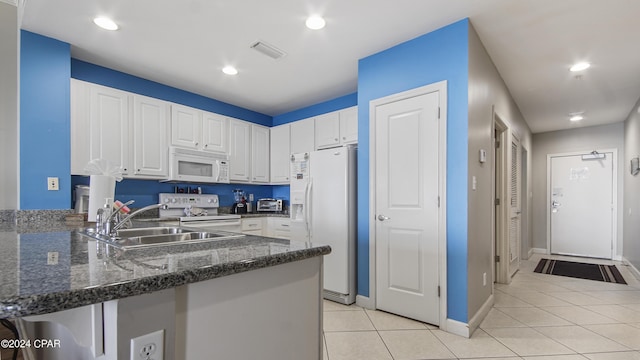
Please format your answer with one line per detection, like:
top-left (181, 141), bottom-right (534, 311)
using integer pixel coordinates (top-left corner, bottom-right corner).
top-left (550, 152), bottom-right (614, 259)
top-left (374, 88), bottom-right (442, 325)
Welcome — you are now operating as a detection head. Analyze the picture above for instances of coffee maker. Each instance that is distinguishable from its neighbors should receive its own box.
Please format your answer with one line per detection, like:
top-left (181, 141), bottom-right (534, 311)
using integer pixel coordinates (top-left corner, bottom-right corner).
top-left (231, 189), bottom-right (247, 214)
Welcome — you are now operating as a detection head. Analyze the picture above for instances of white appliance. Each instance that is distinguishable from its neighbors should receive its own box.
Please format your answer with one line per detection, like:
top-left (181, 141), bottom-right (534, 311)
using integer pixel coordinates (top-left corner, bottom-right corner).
top-left (158, 193), bottom-right (241, 232)
top-left (290, 145), bottom-right (357, 304)
top-left (164, 146), bottom-right (230, 184)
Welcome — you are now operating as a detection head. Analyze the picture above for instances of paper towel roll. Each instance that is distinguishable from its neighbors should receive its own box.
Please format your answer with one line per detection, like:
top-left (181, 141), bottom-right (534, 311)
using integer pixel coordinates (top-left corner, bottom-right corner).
top-left (87, 175), bottom-right (115, 222)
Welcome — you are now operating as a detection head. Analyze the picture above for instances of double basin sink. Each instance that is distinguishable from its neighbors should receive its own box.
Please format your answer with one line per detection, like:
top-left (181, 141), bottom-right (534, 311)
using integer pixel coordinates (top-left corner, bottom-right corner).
top-left (82, 226), bottom-right (245, 249)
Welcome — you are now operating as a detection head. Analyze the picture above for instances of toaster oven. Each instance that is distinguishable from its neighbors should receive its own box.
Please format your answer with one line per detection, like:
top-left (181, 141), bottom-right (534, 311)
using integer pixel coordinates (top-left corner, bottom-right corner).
top-left (256, 198), bottom-right (283, 212)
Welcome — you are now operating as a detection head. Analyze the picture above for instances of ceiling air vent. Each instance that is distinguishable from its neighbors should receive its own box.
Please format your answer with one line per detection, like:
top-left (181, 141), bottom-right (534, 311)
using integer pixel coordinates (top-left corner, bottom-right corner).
top-left (250, 41), bottom-right (286, 60)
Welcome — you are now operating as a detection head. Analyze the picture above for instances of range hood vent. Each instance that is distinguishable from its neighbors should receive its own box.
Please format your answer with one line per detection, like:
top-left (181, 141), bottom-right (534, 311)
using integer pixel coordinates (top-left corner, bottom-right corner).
top-left (250, 41), bottom-right (286, 60)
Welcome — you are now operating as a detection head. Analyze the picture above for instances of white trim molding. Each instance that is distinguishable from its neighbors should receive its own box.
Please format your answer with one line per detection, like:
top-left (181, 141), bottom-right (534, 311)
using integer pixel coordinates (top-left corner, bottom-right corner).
top-left (355, 295), bottom-right (374, 309)
top-left (468, 294), bottom-right (494, 336)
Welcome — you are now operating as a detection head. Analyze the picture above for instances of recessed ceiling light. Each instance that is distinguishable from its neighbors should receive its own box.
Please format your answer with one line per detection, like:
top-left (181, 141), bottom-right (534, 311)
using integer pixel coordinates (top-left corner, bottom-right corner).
top-left (93, 17), bottom-right (119, 31)
top-left (570, 62), bottom-right (590, 72)
top-left (222, 66), bottom-right (238, 75)
top-left (569, 114), bottom-right (584, 122)
top-left (305, 15), bottom-right (326, 30)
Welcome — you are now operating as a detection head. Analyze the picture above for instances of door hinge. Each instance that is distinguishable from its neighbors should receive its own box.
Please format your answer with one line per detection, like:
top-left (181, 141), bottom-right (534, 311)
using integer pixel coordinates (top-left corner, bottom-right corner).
top-left (437, 286), bottom-right (440, 297)
top-left (495, 255), bottom-right (500, 262)
top-left (438, 107), bottom-right (441, 119)
top-left (495, 198), bottom-right (500, 206)
top-left (437, 196), bottom-right (440, 207)
top-left (495, 140), bottom-right (500, 149)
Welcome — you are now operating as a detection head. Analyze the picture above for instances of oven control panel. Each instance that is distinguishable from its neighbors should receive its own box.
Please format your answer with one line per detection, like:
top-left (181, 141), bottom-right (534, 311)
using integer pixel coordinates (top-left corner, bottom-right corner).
top-left (158, 193), bottom-right (219, 209)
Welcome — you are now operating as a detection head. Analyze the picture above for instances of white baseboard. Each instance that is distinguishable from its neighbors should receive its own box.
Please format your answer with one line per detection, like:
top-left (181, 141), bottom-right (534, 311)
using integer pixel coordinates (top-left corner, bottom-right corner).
top-left (467, 294), bottom-right (494, 336)
top-left (532, 248), bottom-right (547, 254)
top-left (355, 295), bottom-right (374, 309)
top-left (622, 257), bottom-right (640, 281)
top-left (445, 318), bottom-right (469, 338)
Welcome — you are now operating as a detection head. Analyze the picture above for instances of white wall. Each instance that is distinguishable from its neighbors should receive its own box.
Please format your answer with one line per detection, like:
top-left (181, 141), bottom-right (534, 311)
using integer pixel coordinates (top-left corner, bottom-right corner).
top-left (532, 123), bottom-right (625, 257)
top-left (467, 24), bottom-right (532, 320)
top-left (0, 2), bottom-right (19, 210)
top-left (624, 98), bottom-right (640, 271)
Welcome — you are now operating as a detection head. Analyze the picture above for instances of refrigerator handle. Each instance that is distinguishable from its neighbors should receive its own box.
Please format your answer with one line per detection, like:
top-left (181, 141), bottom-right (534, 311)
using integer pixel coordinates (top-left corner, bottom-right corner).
top-left (305, 178), bottom-right (312, 235)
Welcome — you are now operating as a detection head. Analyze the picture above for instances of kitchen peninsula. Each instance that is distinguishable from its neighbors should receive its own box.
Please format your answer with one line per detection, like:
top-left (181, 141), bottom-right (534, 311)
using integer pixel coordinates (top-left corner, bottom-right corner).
top-left (0, 217), bottom-right (330, 359)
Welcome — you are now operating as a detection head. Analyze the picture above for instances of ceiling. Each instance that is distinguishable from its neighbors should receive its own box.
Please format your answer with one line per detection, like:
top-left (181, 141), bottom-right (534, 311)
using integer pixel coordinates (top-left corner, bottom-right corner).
top-left (20, 0), bottom-right (640, 133)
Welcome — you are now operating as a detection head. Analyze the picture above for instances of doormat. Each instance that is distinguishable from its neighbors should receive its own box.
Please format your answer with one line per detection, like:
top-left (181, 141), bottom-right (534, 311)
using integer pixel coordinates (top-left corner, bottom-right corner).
top-left (534, 258), bottom-right (627, 284)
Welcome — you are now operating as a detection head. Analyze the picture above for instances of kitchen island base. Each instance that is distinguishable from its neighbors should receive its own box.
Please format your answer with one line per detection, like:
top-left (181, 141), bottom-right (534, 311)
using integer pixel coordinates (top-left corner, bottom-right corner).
top-left (17, 257), bottom-right (324, 359)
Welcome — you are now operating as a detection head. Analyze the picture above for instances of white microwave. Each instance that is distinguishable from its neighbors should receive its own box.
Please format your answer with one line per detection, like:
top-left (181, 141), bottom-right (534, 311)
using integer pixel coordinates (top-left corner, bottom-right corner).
top-left (165, 146), bottom-right (230, 184)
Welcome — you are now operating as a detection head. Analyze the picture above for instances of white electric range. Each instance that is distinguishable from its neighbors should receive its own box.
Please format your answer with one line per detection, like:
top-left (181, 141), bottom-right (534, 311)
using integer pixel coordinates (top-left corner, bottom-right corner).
top-left (158, 193), bottom-right (242, 232)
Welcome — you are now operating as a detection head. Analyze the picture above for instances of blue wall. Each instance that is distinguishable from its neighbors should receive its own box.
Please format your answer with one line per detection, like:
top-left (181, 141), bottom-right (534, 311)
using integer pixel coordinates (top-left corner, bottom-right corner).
top-left (20, 31), bottom-right (71, 209)
top-left (72, 59), bottom-right (271, 127)
top-left (273, 93), bottom-right (357, 125)
top-left (357, 19), bottom-right (470, 322)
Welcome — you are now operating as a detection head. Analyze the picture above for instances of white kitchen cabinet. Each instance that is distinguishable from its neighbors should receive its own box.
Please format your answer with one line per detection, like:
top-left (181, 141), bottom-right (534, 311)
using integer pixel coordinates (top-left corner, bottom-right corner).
top-left (290, 118), bottom-right (315, 154)
top-left (267, 217), bottom-right (291, 239)
top-left (132, 95), bottom-right (169, 178)
top-left (270, 124), bottom-right (290, 184)
top-left (202, 112), bottom-right (228, 153)
top-left (170, 105), bottom-right (229, 154)
top-left (70, 79), bottom-right (90, 175)
top-left (315, 106), bottom-right (358, 149)
top-left (71, 80), bottom-right (169, 179)
top-left (242, 218), bottom-right (264, 235)
top-left (251, 125), bottom-right (270, 183)
top-left (88, 83), bottom-right (131, 175)
top-left (314, 112), bottom-right (340, 149)
top-left (339, 106), bottom-right (358, 144)
top-left (171, 104), bottom-right (201, 149)
top-left (229, 119), bottom-right (252, 182)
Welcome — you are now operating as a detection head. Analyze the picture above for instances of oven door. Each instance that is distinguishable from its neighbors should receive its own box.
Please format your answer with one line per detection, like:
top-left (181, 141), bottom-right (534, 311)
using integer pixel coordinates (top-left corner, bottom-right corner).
top-left (180, 218), bottom-right (242, 233)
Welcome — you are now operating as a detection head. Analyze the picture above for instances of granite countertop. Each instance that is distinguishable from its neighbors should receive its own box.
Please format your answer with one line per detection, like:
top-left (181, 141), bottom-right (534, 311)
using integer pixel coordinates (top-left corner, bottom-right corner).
top-left (0, 220), bottom-right (329, 319)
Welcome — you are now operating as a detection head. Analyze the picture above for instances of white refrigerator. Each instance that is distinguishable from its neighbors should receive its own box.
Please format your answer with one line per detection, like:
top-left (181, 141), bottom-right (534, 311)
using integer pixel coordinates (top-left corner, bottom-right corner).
top-left (290, 145), bottom-right (357, 304)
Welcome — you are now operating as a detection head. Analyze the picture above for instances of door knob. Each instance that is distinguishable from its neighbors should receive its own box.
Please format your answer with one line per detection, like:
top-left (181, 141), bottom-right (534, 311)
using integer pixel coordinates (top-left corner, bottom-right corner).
top-left (377, 215), bottom-right (390, 221)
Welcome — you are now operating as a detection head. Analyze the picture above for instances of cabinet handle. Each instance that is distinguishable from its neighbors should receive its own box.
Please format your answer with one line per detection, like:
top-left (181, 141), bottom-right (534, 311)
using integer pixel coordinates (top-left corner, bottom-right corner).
top-left (281, 224), bottom-right (289, 227)
top-left (204, 144), bottom-right (208, 147)
top-left (334, 138), bottom-right (338, 141)
top-left (195, 142), bottom-right (199, 146)
top-left (137, 169), bottom-right (140, 172)
top-left (123, 168), bottom-right (127, 171)
top-left (343, 136), bottom-right (346, 140)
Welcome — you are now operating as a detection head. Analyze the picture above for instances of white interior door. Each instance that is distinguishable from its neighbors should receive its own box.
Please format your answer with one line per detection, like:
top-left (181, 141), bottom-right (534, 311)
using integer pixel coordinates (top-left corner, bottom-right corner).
top-left (509, 136), bottom-right (521, 276)
top-left (550, 152), bottom-right (614, 259)
top-left (374, 90), bottom-right (441, 325)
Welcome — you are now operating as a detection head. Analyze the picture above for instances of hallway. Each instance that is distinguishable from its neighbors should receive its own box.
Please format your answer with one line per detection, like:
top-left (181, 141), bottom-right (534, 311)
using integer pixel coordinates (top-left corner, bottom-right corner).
top-left (322, 254), bottom-right (640, 359)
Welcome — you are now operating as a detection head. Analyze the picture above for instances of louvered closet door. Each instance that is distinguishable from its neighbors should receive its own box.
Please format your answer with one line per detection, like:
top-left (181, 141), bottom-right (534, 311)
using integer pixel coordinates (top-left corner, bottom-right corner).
top-left (509, 135), bottom-right (521, 277)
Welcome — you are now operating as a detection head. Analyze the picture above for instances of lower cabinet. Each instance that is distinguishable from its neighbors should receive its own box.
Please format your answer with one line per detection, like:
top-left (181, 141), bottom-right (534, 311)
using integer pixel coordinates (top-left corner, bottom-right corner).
top-left (241, 218), bottom-right (264, 235)
top-left (267, 217), bottom-right (291, 239)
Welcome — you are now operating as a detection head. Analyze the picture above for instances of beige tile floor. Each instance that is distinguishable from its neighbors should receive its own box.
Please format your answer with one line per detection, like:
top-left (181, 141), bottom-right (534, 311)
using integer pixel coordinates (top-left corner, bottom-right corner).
top-left (322, 253), bottom-right (640, 360)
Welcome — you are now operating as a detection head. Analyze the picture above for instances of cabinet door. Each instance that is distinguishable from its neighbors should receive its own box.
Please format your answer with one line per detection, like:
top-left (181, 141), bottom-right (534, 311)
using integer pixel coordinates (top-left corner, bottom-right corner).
top-left (251, 125), bottom-right (270, 183)
top-left (228, 119), bottom-right (251, 182)
top-left (171, 104), bottom-right (201, 149)
top-left (89, 84), bottom-right (130, 174)
top-left (339, 106), bottom-right (358, 144)
top-left (70, 80), bottom-right (90, 175)
top-left (132, 95), bottom-right (168, 178)
top-left (270, 124), bottom-right (290, 183)
top-left (202, 112), bottom-right (228, 154)
top-left (290, 118), bottom-right (315, 154)
top-left (314, 112), bottom-right (340, 149)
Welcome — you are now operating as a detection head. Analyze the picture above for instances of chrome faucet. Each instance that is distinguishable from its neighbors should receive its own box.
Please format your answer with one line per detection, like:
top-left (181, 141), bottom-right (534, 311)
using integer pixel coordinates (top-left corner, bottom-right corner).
top-left (111, 203), bottom-right (169, 234)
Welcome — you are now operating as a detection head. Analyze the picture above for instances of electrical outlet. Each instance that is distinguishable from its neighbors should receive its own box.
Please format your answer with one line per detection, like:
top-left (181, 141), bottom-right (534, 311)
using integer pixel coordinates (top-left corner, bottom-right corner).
top-left (131, 329), bottom-right (164, 360)
top-left (483, 272), bottom-right (487, 286)
top-left (47, 177), bottom-right (59, 191)
top-left (47, 252), bottom-right (59, 265)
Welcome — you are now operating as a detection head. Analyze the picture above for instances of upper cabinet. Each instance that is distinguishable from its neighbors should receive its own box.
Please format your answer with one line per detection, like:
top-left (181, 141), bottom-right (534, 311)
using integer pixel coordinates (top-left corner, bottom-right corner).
top-left (251, 124), bottom-right (270, 183)
top-left (290, 118), bottom-right (315, 154)
top-left (228, 119), bottom-right (251, 182)
top-left (270, 124), bottom-right (290, 184)
top-left (315, 106), bottom-right (358, 149)
top-left (132, 95), bottom-right (169, 178)
top-left (170, 104), bottom-right (228, 154)
top-left (71, 80), bottom-right (169, 179)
